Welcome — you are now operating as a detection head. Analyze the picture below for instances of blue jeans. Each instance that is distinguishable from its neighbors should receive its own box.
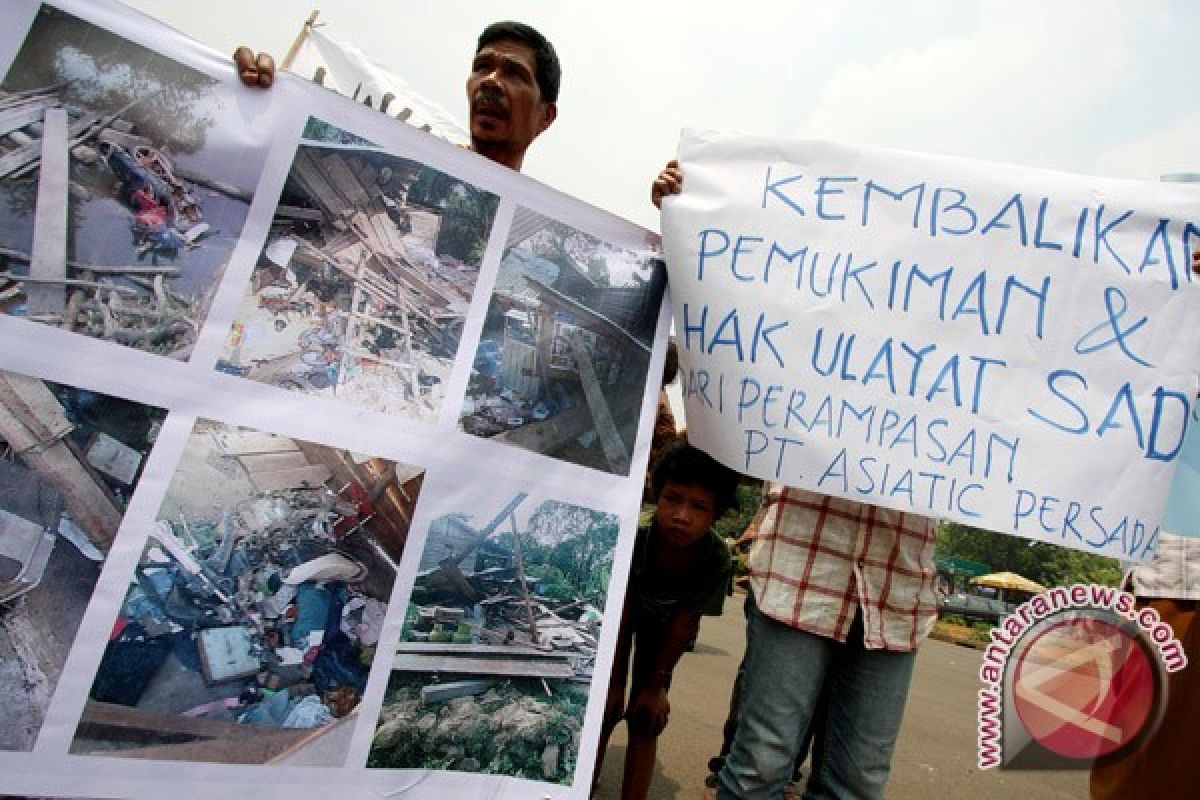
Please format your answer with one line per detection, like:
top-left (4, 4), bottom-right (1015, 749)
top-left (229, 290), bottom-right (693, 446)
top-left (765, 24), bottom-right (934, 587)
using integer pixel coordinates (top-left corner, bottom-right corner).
top-left (716, 595), bottom-right (917, 800)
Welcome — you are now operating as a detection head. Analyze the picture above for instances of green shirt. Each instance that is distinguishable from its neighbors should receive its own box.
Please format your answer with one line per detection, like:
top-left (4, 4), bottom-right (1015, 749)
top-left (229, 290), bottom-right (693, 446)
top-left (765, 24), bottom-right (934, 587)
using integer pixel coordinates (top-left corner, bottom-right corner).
top-left (630, 523), bottom-right (731, 624)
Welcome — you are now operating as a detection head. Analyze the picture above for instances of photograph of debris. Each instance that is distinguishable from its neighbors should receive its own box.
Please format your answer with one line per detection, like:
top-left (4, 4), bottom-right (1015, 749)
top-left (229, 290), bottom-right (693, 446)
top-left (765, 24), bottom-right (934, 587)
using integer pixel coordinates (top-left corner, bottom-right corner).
top-left (0, 367), bottom-right (165, 751)
top-left (216, 116), bottom-right (500, 420)
top-left (70, 420), bottom-right (424, 766)
top-left (369, 489), bottom-right (618, 785)
top-left (460, 207), bottom-right (666, 475)
top-left (0, 4), bottom-right (269, 359)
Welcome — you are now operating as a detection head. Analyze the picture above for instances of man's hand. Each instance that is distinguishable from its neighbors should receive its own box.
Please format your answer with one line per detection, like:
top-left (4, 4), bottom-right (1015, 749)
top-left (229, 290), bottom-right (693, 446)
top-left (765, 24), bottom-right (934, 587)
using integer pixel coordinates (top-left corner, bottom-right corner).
top-left (233, 46), bottom-right (275, 89)
top-left (626, 686), bottom-right (670, 736)
top-left (651, 159), bottom-right (682, 209)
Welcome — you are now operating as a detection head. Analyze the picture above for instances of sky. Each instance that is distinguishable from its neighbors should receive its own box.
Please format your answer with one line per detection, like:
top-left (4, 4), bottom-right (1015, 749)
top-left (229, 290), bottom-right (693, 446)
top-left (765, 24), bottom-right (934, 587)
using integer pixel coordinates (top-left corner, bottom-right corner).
top-left (123, 0), bottom-right (1200, 232)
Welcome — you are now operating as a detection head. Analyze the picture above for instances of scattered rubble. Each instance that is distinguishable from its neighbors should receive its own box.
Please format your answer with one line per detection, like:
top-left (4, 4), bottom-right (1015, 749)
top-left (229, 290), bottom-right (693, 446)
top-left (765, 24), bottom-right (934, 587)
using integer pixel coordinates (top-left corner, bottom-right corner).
top-left (0, 371), bottom-right (163, 751)
top-left (71, 423), bottom-right (422, 765)
top-left (461, 208), bottom-right (666, 474)
top-left (368, 493), bottom-right (615, 783)
top-left (401, 493), bottom-right (601, 681)
top-left (219, 141), bottom-right (496, 418)
top-left (0, 87), bottom-right (236, 358)
top-left (370, 679), bottom-right (585, 783)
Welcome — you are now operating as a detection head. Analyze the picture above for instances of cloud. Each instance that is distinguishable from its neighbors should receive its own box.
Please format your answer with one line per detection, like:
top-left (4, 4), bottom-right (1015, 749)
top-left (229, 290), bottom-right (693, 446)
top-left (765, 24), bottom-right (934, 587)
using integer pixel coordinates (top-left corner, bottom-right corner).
top-left (520, 1), bottom-right (850, 229)
top-left (1091, 111), bottom-right (1200, 181)
top-left (795, 0), bottom-right (1142, 171)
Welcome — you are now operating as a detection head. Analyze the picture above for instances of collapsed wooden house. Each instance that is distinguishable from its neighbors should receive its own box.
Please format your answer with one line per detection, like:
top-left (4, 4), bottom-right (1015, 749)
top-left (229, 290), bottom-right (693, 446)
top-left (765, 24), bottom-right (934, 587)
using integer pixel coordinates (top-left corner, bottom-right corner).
top-left (403, 494), bottom-right (600, 685)
top-left (467, 209), bottom-right (665, 475)
top-left (0, 371), bottom-right (130, 553)
top-left (257, 142), bottom-right (480, 404)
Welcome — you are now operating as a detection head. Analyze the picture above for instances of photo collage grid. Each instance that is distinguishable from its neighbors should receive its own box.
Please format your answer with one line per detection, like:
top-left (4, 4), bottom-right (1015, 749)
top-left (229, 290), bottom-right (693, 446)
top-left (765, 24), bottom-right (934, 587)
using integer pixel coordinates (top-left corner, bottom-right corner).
top-left (0, 1), bottom-right (665, 793)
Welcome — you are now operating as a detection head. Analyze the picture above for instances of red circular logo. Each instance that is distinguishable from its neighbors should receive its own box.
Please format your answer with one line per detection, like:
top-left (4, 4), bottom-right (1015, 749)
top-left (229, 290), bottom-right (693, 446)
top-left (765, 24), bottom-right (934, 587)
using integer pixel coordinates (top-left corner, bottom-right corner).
top-left (1012, 616), bottom-right (1158, 761)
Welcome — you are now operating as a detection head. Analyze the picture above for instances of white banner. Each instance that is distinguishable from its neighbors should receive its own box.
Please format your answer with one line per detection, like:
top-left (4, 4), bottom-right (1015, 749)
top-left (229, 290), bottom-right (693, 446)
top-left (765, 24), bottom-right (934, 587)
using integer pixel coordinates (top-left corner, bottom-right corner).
top-left (662, 129), bottom-right (1200, 561)
top-left (0, 2), bottom-right (667, 798)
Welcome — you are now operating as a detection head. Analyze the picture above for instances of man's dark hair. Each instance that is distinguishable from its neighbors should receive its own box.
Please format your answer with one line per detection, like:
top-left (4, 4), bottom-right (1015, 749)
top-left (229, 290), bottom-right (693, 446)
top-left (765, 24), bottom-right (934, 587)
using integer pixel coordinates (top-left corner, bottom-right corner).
top-left (477, 21), bottom-right (561, 103)
top-left (652, 441), bottom-right (739, 518)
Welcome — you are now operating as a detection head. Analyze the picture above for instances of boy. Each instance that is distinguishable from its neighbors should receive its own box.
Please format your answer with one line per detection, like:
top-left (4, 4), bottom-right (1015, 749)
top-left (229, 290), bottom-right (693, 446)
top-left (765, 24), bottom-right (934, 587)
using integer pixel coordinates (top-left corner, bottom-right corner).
top-left (596, 441), bottom-right (738, 799)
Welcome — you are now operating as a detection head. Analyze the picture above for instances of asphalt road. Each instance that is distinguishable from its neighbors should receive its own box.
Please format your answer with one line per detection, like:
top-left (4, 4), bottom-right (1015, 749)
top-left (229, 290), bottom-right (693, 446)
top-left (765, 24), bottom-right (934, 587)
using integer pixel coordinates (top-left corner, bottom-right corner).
top-left (596, 593), bottom-right (1089, 799)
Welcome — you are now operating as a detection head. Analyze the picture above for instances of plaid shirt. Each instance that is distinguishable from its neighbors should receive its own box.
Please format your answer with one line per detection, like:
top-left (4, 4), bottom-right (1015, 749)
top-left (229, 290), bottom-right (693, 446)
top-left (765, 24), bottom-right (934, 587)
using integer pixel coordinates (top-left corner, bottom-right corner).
top-left (747, 485), bottom-right (939, 652)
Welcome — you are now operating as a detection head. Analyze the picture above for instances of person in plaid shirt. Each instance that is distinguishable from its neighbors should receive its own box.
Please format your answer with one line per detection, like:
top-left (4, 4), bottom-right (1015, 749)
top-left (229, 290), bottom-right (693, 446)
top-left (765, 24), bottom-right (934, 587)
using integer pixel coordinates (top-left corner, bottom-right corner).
top-left (654, 165), bottom-right (940, 800)
top-left (715, 486), bottom-right (938, 799)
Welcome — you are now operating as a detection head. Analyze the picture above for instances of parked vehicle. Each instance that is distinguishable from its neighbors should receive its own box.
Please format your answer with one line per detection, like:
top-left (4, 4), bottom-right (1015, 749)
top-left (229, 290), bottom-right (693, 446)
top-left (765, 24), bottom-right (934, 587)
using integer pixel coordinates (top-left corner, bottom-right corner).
top-left (938, 592), bottom-right (1016, 625)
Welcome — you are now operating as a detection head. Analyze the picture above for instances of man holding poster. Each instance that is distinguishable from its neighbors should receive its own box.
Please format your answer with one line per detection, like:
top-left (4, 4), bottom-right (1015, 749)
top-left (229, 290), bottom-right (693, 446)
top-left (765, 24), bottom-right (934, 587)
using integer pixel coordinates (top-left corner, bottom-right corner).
top-left (653, 141), bottom-right (1200, 797)
top-left (654, 164), bottom-right (938, 800)
top-left (235, 20), bottom-right (559, 172)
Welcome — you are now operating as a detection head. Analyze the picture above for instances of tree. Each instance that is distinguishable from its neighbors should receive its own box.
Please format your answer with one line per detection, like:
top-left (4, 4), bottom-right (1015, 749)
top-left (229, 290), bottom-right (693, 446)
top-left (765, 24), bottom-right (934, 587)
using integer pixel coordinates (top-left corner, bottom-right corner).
top-left (585, 256), bottom-right (611, 288)
top-left (936, 522), bottom-right (1122, 588)
top-left (526, 501), bottom-right (619, 599)
top-left (713, 484), bottom-right (764, 542)
top-left (435, 185), bottom-right (499, 264)
top-left (532, 223), bottom-right (607, 287)
top-left (301, 118), bottom-right (375, 147)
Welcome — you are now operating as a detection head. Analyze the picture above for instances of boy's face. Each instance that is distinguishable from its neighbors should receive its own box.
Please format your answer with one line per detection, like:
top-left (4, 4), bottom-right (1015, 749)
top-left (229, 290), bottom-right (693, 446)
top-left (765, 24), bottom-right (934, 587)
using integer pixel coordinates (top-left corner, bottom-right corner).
top-left (656, 480), bottom-right (719, 548)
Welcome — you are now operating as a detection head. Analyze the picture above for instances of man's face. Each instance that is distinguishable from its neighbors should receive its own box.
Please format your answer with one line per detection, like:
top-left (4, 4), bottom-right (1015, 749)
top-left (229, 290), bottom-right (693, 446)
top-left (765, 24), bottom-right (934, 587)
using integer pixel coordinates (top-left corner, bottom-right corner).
top-left (467, 39), bottom-right (556, 163)
top-left (655, 481), bottom-right (719, 549)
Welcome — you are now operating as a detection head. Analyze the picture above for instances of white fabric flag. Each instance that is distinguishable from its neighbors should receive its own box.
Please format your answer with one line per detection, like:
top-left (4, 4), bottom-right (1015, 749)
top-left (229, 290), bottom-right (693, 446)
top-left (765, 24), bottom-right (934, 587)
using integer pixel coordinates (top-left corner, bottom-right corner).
top-left (287, 26), bottom-right (469, 145)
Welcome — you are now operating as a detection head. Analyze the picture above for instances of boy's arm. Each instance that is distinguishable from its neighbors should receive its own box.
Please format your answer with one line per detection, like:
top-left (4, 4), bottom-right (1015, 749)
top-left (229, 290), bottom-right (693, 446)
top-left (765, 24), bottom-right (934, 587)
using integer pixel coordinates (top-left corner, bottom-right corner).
top-left (626, 608), bottom-right (701, 735)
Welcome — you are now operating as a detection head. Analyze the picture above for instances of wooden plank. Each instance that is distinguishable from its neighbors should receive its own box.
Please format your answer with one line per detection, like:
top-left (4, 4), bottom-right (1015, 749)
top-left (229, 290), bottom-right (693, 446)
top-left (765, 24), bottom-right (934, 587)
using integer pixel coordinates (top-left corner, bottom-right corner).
top-left (76, 728), bottom-right (314, 764)
top-left (213, 430), bottom-right (300, 456)
top-left (236, 451), bottom-right (311, 473)
top-left (247, 464), bottom-right (332, 492)
top-left (77, 701), bottom-right (263, 743)
top-left (496, 396), bottom-right (641, 458)
top-left (275, 203), bottom-right (324, 221)
top-left (25, 108), bottom-right (68, 317)
top-left (0, 371), bottom-right (73, 441)
top-left (494, 405), bottom-right (595, 452)
top-left (75, 265), bottom-right (181, 277)
top-left (292, 148), bottom-right (348, 217)
top-left (392, 654), bottom-right (575, 679)
top-left (321, 153), bottom-right (370, 207)
top-left (507, 514), bottom-right (541, 645)
top-left (0, 110), bottom-right (98, 180)
top-left (0, 244), bottom-right (177, 276)
top-left (396, 643), bottom-right (563, 659)
top-left (420, 680), bottom-right (493, 704)
top-left (0, 271), bottom-right (140, 295)
top-left (393, 642), bottom-right (561, 662)
top-left (526, 276), bottom-right (651, 355)
top-left (0, 362), bottom-right (121, 547)
top-left (268, 713), bottom-right (356, 767)
top-left (343, 346), bottom-right (417, 373)
top-left (0, 96), bottom-right (59, 138)
top-left (0, 90), bottom-right (59, 110)
top-left (350, 280), bottom-right (398, 309)
top-left (353, 210), bottom-right (405, 255)
top-left (570, 331), bottom-right (630, 474)
top-left (375, 253), bottom-right (452, 306)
